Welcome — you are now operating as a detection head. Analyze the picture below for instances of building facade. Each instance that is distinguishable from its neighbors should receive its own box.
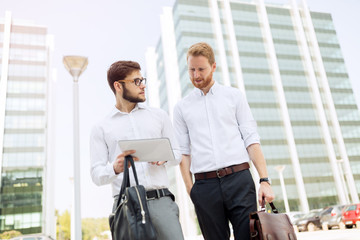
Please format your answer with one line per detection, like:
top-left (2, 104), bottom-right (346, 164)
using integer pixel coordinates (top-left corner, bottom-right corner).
top-left (0, 12), bottom-right (55, 237)
top-left (146, 0), bottom-right (360, 217)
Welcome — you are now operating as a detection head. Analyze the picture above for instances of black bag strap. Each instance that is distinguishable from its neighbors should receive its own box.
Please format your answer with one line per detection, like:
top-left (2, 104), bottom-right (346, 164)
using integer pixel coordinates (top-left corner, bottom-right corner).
top-left (261, 197), bottom-right (279, 214)
top-left (124, 155), bottom-right (139, 186)
top-left (115, 155), bottom-right (140, 207)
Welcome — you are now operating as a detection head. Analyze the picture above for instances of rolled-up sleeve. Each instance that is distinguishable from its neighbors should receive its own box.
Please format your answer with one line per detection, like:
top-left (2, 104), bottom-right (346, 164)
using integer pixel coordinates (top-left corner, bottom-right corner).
top-left (173, 103), bottom-right (191, 155)
top-left (235, 91), bottom-right (260, 148)
top-left (90, 125), bottom-right (118, 186)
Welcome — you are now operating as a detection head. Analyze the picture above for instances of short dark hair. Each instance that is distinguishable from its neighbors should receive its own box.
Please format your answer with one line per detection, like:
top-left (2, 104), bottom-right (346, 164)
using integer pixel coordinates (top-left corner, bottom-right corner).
top-left (107, 61), bottom-right (141, 94)
top-left (187, 42), bottom-right (215, 65)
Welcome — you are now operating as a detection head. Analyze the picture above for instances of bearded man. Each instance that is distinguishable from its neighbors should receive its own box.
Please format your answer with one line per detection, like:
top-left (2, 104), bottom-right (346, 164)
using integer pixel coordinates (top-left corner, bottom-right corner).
top-left (173, 42), bottom-right (274, 240)
top-left (90, 60), bottom-right (184, 240)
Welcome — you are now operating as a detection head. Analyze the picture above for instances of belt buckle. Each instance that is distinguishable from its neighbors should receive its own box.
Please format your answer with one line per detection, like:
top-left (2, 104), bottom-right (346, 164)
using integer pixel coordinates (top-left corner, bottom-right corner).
top-left (156, 189), bottom-right (161, 198)
top-left (146, 190), bottom-right (157, 201)
top-left (216, 169), bottom-right (224, 178)
top-left (146, 195), bottom-right (156, 201)
top-left (157, 188), bottom-right (166, 198)
top-left (146, 189), bottom-right (165, 201)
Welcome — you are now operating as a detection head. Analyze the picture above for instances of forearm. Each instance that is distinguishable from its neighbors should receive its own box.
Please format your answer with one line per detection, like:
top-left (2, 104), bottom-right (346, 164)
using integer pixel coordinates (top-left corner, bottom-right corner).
top-left (247, 143), bottom-right (268, 178)
top-left (247, 143), bottom-right (275, 203)
top-left (179, 154), bottom-right (193, 195)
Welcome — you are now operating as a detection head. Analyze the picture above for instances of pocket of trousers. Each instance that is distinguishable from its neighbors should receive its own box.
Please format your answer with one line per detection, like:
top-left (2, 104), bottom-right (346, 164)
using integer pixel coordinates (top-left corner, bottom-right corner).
top-left (190, 182), bottom-right (197, 201)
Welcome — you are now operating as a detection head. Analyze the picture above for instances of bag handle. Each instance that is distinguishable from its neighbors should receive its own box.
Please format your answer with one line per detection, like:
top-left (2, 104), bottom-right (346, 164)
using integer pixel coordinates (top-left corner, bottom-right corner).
top-left (116, 155), bottom-right (140, 207)
top-left (125, 155), bottom-right (140, 185)
top-left (261, 197), bottom-right (279, 214)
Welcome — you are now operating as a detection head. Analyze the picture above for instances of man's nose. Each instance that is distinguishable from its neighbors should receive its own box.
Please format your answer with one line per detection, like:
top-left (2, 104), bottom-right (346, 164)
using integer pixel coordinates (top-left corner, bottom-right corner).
top-left (194, 70), bottom-right (200, 78)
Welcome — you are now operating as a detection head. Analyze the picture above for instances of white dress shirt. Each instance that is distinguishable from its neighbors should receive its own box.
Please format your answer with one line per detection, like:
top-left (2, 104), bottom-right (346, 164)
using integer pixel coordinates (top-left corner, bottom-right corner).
top-left (173, 81), bottom-right (260, 174)
top-left (90, 103), bottom-right (180, 197)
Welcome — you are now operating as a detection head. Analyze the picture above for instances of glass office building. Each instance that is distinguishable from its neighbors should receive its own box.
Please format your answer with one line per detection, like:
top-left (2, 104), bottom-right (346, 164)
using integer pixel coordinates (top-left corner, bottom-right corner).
top-left (0, 12), bottom-right (55, 236)
top-left (147, 0), bottom-right (360, 215)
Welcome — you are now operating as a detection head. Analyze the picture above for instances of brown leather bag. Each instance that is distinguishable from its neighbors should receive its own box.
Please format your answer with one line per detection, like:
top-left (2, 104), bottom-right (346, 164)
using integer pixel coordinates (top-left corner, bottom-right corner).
top-left (249, 201), bottom-right (297, 240)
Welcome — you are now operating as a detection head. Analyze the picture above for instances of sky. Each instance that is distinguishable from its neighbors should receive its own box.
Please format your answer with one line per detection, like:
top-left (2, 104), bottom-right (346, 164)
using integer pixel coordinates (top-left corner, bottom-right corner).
top-left (1, 0), bottom-right (360, 219)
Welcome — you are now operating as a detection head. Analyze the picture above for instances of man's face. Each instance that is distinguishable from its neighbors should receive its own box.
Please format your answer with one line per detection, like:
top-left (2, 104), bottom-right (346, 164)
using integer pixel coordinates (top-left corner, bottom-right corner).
top-left (121, 70), bottom-right (146, 103)
top-left (187, 55), bottom-right (216, 90)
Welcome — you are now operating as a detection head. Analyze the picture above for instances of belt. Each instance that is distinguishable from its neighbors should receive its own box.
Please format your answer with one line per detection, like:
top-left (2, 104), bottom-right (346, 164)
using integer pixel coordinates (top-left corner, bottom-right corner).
top-left (146, 188), bottom-right (174, 201)
top-left (194, 162), bottom-right (250, 180)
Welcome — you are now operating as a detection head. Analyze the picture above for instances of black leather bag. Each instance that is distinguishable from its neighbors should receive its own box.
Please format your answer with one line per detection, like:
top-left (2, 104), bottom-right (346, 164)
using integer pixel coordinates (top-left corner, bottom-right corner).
top-left (109, 156), bottom-right (157, 240)
top-left (249, 201), bottom-right (297, 240)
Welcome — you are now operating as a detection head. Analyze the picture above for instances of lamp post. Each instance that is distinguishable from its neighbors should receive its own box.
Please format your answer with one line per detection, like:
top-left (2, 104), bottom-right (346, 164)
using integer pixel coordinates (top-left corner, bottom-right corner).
top-left (63, 56), bottom-right (88, 240)
top-left (274, 165), bottom-right (290, 213)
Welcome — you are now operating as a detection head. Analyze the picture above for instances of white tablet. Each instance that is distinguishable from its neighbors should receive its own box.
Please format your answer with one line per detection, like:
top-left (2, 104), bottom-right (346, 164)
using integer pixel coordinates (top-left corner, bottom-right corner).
top-left (118, 138), bottom-right (175, 162)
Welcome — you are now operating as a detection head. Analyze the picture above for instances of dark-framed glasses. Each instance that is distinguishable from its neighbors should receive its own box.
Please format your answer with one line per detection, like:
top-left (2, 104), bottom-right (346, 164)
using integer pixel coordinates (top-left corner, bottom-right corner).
top-left (117, 77), bottom-right (146, 86)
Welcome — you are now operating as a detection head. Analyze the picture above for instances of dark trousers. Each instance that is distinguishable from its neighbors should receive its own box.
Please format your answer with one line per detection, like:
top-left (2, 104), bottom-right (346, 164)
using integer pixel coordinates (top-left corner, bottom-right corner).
top-left (190, 169), bottom-right (257, 240)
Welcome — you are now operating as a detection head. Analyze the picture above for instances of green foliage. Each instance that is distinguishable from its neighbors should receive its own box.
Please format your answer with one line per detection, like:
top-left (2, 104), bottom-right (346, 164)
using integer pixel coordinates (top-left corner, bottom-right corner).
top-left (56, 210), bottom-right (71, 240)
top-left (0, 230), bottom-right (22, 239)
top-left (55, 209), bottom-right (110, 240)
top-left (82, 217), bottom-right (110, 240)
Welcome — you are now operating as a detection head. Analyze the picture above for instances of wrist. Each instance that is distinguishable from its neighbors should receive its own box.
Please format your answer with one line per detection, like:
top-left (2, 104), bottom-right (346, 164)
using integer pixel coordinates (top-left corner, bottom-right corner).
top-left (259, 177), bottom-right (271, 185)
top-left (113, 165), bottom-right (120, 175)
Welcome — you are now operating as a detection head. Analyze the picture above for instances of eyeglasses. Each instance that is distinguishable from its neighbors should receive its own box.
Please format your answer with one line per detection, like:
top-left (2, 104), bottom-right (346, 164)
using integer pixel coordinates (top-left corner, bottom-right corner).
top-left (117, 78), bottom-right (146, 86)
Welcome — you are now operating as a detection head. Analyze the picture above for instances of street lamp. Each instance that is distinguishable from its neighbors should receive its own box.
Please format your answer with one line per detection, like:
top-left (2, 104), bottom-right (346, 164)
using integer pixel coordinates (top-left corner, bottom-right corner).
top-left (274, 165), bottom-right (290, 213)
top-left (63, 56), bottom-right (88, 240)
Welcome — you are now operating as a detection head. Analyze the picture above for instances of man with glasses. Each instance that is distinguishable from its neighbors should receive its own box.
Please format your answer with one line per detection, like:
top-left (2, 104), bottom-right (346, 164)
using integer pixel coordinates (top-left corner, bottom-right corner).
top-left (173, 42), bottom-right (274, 240)
top-left (90, 60), bottom-right (184, 240)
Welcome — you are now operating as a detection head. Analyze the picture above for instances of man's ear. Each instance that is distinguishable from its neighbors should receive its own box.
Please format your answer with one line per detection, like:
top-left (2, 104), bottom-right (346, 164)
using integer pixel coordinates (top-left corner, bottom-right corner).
top-left (114, 81), bottom-right (122, 91)
top-left (211, 62), bottom-right (216, 73)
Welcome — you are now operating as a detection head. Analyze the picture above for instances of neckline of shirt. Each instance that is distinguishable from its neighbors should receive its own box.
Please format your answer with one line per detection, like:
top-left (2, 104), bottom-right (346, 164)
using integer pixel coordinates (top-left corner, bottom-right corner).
top-left (110, 103), bottom-right (147, 116)
top-left (195, 81), bottom-right (219, 96)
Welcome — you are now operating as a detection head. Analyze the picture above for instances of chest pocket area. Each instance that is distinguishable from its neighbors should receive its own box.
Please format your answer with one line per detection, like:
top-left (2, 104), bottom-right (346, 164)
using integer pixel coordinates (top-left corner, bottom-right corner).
top-left (183, 102), bottom-right (208, 131)
top-left (136, 120), bottom-right (163, 138)
top-left (215, 100), bottom-right (237, 126)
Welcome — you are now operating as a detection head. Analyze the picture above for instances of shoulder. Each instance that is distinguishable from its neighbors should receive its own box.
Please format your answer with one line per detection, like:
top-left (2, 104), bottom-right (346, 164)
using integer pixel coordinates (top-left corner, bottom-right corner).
top-left (144, 106), bottom-right (170, 122)
top-left (175, 89), bottom-right (197, 109)
top-left (145, 106), bottom-right (168, 116)
top-left (219, 84), bottom-right (245, 99)
top-left (90, 109), bottom-right (115, 135)
top-left (220, 84), bottom-right (241, 94)
top-left (90, 119), bottom-right (106, 138)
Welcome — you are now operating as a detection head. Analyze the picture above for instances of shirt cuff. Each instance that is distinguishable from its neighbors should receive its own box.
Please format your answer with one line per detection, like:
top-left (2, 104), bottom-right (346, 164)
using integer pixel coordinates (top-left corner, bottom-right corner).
top-left (180, 147), bottom-right (190, 155)
top-left (178, 134), bottom-right (190, 155)
top-left (107, 163), bottom-right (118, 176)
top-left (243, 132), bottom-right (261, 148)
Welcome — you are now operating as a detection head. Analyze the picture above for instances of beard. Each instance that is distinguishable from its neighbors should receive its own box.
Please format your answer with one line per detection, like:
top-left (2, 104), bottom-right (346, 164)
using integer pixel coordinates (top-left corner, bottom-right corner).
top-left (122, 85), bottom-right (146, 103)
top-left (191, 73), bottom-right (213, 89)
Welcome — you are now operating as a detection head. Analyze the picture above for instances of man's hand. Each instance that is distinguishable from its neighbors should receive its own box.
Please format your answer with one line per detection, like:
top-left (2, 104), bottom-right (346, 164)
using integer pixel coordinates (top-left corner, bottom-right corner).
top-left (149, 161), bottom-right (167, 166)
top-left (258, 182), bottom-right (275, 206)
top-left (113, 150), bottom-right (138, 174)
top-left (179, 155), bottom-right (193, 195)
top-left (185, 183), bottom-right (193, 195)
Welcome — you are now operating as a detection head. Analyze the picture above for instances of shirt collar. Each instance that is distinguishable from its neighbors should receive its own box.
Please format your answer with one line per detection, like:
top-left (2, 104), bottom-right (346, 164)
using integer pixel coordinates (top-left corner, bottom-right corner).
top-left (195, 81), bottom-right (219, 96)
top-left (110, 102), bottom-right (147, 116)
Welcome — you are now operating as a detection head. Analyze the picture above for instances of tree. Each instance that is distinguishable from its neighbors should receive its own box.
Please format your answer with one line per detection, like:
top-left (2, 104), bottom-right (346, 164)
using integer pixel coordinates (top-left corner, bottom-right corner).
top-left (55, 209), bottom-right (110, 240)
top-left (56, 210), bottom-right (71, 240)
top-left (82, 217), bottom-right (110, 240)
top-left (0, 230), bottom-right (22, 239)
